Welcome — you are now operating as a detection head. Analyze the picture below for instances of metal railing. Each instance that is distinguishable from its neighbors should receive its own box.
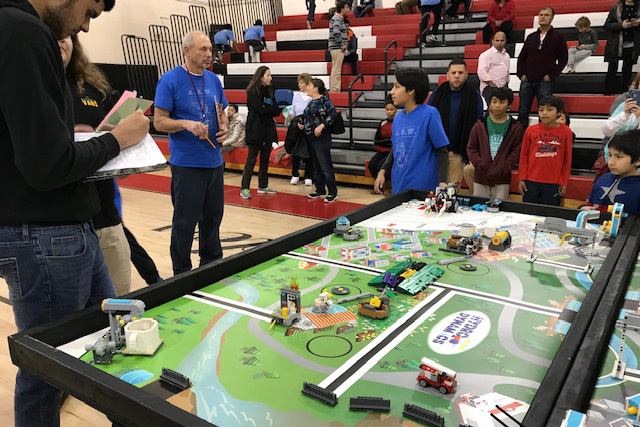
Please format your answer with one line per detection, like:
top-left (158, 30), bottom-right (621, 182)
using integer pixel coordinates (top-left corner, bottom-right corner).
top-left (418, 10), bottom-right (447, 70)
top-left (149, 24), bottom-right (180, 76)
top-left (121, 35), bottom-right (157, 100)
top-left (383, 40), bottom-right (398, 101)
top-left (189, 5), bottom-right (210, 34)
top-left (347, 74), bottom-right (365, 148)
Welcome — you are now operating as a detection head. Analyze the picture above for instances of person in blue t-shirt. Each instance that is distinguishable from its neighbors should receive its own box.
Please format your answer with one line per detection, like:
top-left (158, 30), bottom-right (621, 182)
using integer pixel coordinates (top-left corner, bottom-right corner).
top-left (244, 19), bottom-right (267, 63)
top-left (581, 130), bottom-right (640, 215)
top-left (374, 68), bottom-right (449, 194)
top-left (153, 31), bottom-right (229, 276)
top-left (213, 24), bottom-right (235, 61)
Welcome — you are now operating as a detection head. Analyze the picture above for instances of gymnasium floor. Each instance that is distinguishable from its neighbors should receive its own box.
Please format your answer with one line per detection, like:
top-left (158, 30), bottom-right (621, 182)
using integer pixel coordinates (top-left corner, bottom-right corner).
top-left (0, 172), bottom-right (383, 426)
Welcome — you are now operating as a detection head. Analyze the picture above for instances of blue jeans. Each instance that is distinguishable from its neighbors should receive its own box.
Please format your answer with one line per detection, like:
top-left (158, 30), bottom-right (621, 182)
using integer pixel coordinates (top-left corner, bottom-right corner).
top-left (517, 80), bottom-right (553, 128)
top-left (0, 223), bottom-right (116, 427)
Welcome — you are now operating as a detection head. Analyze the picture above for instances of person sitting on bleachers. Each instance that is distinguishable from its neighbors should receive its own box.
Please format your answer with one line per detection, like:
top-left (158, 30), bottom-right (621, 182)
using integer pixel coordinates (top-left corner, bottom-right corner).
top-left (482, 0), bottom-right (515, 44)
top-left (564, 17), bottom-right (599, 74)
top-left (610, 73), bottom-right (640, 113)
top-left (213, 24), bottom-right (235, 62)
top-left (602, 97), bottom-right (640, 138)
top-left (222, 105), bottom-right (247, 152)
top-left (244, 19), bottom-right (267, 63)
top-left (396, 0), bottom-right (418, 15)
top-left (516, 7), bottom-right (568, 129)
top-left (580, 130), bottom-right (640, 215)
top-left (478, 31), bottom-right (510, 108)
top-left (344, 19), bottom-right (358, 75)
top-left (368, 99), bottom-right (398, 182)
top-left (604, 0), bottom-right (640, 95)
top-left (354, 0), bottom-right (376, 17)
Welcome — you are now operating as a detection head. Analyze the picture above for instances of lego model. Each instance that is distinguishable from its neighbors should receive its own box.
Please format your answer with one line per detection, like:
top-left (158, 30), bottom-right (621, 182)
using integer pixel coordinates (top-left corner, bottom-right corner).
top-left (417, 357), bottom-right (458, 394)
top-left (367, 260), bottom-right (442, 295)
top-left (612, 311), bottom-right (640, 380)
top-left (271, 279), bottom-right (301, 327)
top-left (312, 291), bottom-right (334, 314)
top-left (489, 230), bottom-right (512, 252)
top-left (350, 396), bottom-right (391, 413)
top-left (440, 223), bottom-right (482, 256)
top-left (459, 263), bottom-right (477, 272)
top-left (159, 367), bottom-right (191, 391)
top-left (332, 286), bottom-right (350, 295)
top-left (527, 217), bottom-right (599, 273)
top-left (575, 210), bottom-right (600, 245)
top-left (403, 404), bottom-right (445, 427)
top-left (437, 255), bottom-right (471, 265)
top-left (625, 394), bottom-right (640, 425)
top-left (425, 183), bottom-right (459, 216)
top-left (358, 287), bottom-right (393, 319)
top-left (487, 198), bottom-right (502, 213)
top-left (470, 203), bottom-right (487, 211)
top-left (600, 202), bottom-right (625, 238)
top-left (561, 410), bottom-right (588, 427)
top-left (123, 318), bottom-right (163, 356)
top-left (334, 216), bottom-right (363, 241)
top-left (85, 298), bottom-right (146, 365)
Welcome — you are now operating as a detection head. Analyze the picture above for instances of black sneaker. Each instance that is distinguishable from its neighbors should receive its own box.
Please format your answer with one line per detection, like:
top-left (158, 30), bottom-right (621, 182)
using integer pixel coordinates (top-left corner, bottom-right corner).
top-left (308, 192), bottom-right (324, 199)
top-left (325, 195), bottom-right (338, 203)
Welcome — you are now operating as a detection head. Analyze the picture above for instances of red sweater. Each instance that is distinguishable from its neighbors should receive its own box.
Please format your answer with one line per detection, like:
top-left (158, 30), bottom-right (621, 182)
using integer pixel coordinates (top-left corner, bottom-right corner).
top-left (518, 123), bottom-right (573, 186)
top-left (488, 0), bottom-right (516, 29)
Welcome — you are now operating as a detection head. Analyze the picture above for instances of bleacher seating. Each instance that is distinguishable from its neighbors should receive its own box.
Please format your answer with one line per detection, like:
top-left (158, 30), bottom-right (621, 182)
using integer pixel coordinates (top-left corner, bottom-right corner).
top-left (192, 0), bottom-right (617, 203)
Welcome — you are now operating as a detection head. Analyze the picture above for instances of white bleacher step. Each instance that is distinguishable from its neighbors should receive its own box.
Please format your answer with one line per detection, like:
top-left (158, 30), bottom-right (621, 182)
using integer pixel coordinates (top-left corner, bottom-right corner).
top-left (276, 26), bottom-right (372, 42)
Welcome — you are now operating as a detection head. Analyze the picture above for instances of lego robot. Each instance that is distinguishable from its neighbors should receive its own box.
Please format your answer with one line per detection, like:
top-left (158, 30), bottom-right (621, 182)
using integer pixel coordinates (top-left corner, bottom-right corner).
top-left (425, 183), bottom-right (459, 216)
top-left (440, 223), bottom-right (483, 256)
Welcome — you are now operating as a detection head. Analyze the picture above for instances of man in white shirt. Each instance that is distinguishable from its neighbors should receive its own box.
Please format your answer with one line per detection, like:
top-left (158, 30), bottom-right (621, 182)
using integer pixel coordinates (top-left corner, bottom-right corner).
top-left (477, 31), bottom-right (510, 108)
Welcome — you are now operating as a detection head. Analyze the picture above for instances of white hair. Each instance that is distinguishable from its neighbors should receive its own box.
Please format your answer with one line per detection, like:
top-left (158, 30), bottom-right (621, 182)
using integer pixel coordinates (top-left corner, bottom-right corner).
top-left (182, 31), bottom-right (208, 51)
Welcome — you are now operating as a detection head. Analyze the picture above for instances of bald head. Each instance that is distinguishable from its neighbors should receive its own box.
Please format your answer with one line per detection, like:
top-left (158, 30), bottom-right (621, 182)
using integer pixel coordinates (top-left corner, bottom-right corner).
top-left (183, 31), bottom-right (212, 73)
top-left (492, 31), bottom-right (506, 51)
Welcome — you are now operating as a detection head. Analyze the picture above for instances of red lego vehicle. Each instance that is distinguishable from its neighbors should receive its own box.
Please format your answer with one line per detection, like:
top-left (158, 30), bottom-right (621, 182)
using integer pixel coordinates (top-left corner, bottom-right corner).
top-left (417, 357), bottom-right (458, 394)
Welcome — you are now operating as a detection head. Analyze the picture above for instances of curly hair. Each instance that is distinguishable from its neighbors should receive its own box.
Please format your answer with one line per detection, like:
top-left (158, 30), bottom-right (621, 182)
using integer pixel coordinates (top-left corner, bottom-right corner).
top-left (66, 35), bottom-right (113, 100)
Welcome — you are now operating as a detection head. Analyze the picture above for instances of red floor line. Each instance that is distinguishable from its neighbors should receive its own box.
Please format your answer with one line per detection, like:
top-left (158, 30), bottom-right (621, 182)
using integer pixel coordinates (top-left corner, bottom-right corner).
top-left (119, 173), bottom-right (365, 220)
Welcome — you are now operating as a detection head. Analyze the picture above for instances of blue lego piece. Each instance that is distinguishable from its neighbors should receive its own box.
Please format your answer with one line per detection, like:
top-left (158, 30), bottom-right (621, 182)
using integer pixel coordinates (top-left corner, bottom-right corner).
top-left (470, 204), bottom-right (487, 211)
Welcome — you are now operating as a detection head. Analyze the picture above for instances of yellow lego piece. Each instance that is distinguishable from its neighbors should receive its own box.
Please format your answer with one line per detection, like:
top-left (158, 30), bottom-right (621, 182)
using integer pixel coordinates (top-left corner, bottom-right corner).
top-left (369, 296), bottom-right (382, 308)
top-left (281, 306), bottom-right (289, 319)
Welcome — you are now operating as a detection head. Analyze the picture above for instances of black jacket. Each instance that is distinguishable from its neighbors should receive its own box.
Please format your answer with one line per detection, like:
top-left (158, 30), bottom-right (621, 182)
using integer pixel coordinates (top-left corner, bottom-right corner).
top-left (0, 0), bottom-right (120, 225)
top-left (245, 86), bottom-right (281, 146)
top-left (604, 3), bottom-right (640, 63)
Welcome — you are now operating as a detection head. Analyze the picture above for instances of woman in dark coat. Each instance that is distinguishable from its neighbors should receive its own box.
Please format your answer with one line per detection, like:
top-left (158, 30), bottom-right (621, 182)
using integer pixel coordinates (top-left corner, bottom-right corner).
top-left (604, 0), bottom-right (640, 95)
top-left (241, 66), bottom-right (281, 199)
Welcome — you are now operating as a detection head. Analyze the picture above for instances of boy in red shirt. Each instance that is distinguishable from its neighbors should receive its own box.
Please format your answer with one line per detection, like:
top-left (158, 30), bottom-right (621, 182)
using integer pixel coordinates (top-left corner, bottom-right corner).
top-left (368, 99), bottom-right (397, 179)
top-left (518, 96), bottom-right (573, 206)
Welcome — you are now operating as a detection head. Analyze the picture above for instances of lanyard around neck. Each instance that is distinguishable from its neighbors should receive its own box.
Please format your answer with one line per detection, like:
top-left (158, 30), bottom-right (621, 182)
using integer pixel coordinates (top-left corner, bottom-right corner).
top-left (186, 65), bottom-right (206, 123)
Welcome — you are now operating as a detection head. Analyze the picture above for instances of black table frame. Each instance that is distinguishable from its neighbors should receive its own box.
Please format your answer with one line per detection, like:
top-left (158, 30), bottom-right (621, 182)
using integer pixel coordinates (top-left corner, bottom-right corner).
top-left (8, 190), bottom-right (638, 427)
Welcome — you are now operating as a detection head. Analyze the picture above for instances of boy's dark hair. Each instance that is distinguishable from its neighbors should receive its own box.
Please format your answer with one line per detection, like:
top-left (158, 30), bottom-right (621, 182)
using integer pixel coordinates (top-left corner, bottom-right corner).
top-left (104, 0), bottom-right (115, 12)
top-left (609, 130), bottom-right (640, 163)
top-left (560, 111), bottom-right (571, 126)
top-left (336, 1), bottom-right (350, 13)
top-left (395, 68), bottom-right (430, 104)
top-left (538, 96), bottom-right (564, 113)
top-left (385, 96), bottom-right (396, 107)
top-left (448, 58), bottom-right (467, 70)
top-left (255, 19), bottom-right (263, 26)
top-left (490, 87), bottom-right (514, 105)
top-left (229, 104), bottom-right (239, 112)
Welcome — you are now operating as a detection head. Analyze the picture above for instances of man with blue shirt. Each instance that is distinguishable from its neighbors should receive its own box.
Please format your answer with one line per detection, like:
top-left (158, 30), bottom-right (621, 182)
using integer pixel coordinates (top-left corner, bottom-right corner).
top-left (154, 31), bottom-right (229, 276)
top-left (428, 58), bottom-right (483, 193)
top-left (213, 24), bottom-right (235, 61)
top-left (244, 19), bottom-right (266, 63)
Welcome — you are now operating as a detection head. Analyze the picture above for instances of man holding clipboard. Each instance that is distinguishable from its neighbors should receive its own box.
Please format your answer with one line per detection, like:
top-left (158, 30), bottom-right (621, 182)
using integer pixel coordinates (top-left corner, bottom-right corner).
top-left (154, 30), bottom-right (229, 276)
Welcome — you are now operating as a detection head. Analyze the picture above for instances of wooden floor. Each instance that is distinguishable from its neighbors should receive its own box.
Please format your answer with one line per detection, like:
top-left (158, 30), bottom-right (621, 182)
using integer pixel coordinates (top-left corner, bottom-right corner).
top-left (0, 172), bottom-right (383, 426)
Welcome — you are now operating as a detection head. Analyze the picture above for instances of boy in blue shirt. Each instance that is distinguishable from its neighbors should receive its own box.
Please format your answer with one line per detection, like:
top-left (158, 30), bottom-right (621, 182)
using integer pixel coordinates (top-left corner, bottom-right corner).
top-left (374, 68), bottom-right (449, 194)
top-left (244, 19), bottom-right (267, 63)
top-left (213, 24), bottom-right (235, 61)
top-left (581, 130), bottom-right (640, 215)
top-left (153, 31), bottom-right (229, 275)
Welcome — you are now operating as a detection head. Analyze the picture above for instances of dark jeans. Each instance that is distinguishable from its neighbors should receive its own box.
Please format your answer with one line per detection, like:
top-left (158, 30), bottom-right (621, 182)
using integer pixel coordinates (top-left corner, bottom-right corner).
top-left (517, 80), bottom-right (553, 128)
top-left (482, 20), bottom-right (513, 44)
top-left (354, 4), bottom-right (375, 17)
top-left (123, 224), bottom-right (160, 285)
top-left (242, 142), bottom-right (272, 189)
top-left (345, 52), bottom-right (358, 74)
top-left (420, 4), bottom-right (442, 41)
top-left (447, 0), bottom-right (471, 16)
top-left (0, 223), bottom-right (116, 427)
top-left (307, 0), bottom-right (315, 21)
top-left (522, 180), bottom-right (560, 206)
top-left (170, 164), bottom-right (224, 275)
top-left (291, 153), bottom-right (315, 180)
top-left (605, 47), bottom-right (635, 95)
top-left (309, 132), bottom-right (338, 196)
top-left (368, 151), bottom-right (390, 178)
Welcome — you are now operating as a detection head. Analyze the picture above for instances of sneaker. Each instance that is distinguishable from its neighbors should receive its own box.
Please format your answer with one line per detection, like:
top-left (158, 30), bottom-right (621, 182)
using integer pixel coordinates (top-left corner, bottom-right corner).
top-left (304, 179), bottom-right (313, 186)
top-left (258, 187), bottom-right (277, 195)
top-left (240, 189), bottom-right (252, 199)
top-left (308, 192), bottom-right (325, 199)
top-left (427, 34), bottom-right (438, 43)
top-left (325, 195), bottom-right (338, 203)
top-left (290, 176), bottom-right (300, 185)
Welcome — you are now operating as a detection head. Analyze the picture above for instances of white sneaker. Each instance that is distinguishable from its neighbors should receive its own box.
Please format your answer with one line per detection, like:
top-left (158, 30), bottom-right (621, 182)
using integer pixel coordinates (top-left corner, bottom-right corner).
top-left (427, 34), bottom-right (438, 43)
top-left (290, 176), bottom-right (300, 185)
top-left (304, 179), bottom-right (313, 186)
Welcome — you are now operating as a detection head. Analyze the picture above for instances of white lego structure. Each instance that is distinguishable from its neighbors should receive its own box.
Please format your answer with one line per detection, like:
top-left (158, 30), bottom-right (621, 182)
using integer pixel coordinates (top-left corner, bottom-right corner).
top-left (124, 318), bottom-right (163, 356)
top-left (613, 312), bottom-right (640, 380)
top-left (312, 291), bottom-right (333, 314)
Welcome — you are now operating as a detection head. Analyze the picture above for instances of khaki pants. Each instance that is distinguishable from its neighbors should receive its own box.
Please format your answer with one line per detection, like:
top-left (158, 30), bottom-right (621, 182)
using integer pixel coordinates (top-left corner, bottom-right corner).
top-left (330, 49), bottom-right (345, 92)
top-left (396, 0), bottom-right (418, 14)
top-left (473, 183), bottom-right (510, 200)
top-left (96, 223), bottom-right (131, 296)
top-left (447, 152), bottom-right (475, 194)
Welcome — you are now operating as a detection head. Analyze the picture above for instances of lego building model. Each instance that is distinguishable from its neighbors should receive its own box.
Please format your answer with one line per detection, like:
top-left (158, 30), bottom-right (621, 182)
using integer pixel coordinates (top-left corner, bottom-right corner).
top-left (489, 230), bottom-right (512, 252)
top-left (312, 291), bottom-right (334, 314)
top-left (425, 183), bottom-right (459, 216)
top-left (271, 278), bottom-right (302, 327)
top-left (487, 198), bottom-right (502, 213)
top-left (334, 216), bottom-right (363, 241)
top-left (85, 299), bottom-right (147, 364)
top-left (417, 357), bottom-right (458, 394)
top-left (123, 318), bottom-right (163, 356)
top-left (600, 202), bottom-right (625, 238)
top-left (527, 217), bottom-right (599, 273)
top-left (440, 223), bottom-right (483, 256)
top-left (358, 287), bottom-right (393, 319)
top-left (612, 311), bottom-right (640, 380)
top-left (367, 259), bottom-right (443, 295)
